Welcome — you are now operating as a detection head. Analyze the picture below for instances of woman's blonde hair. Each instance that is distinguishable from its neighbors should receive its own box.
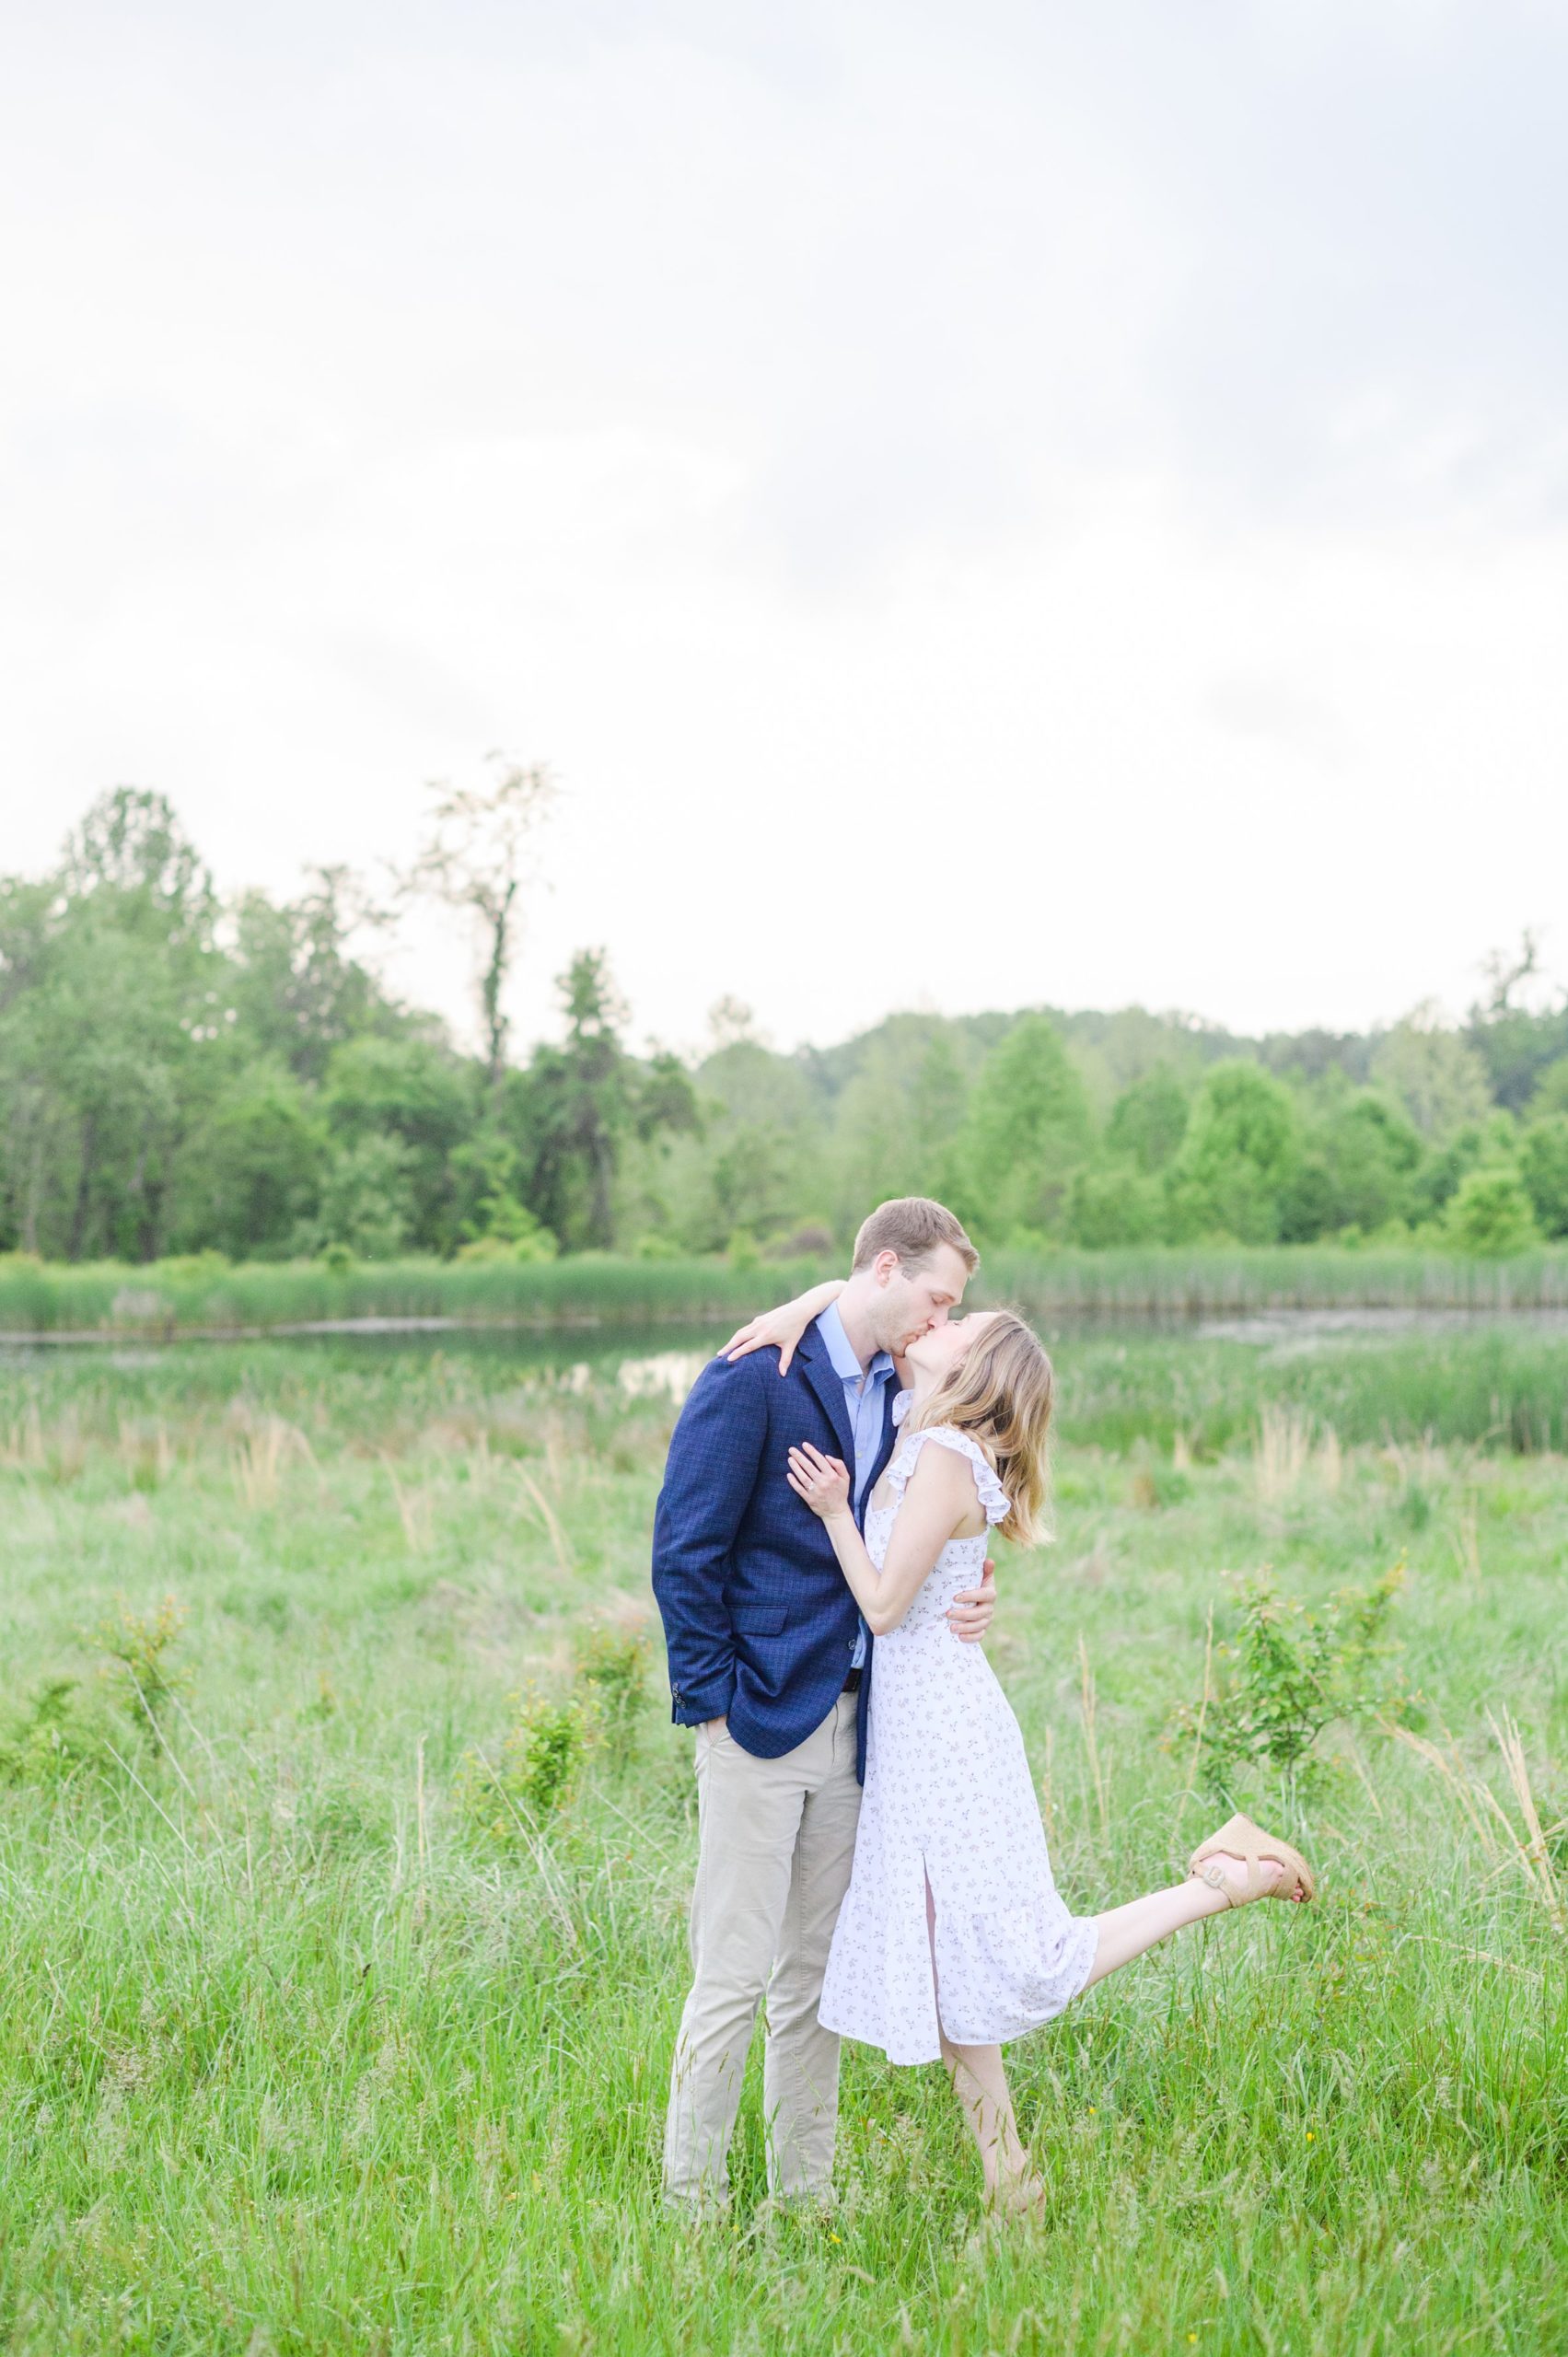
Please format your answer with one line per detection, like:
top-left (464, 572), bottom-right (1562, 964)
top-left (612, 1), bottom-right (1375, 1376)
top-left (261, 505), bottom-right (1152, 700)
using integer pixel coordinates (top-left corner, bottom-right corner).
top-left (908, 1308), bottom-right (1054, 1546)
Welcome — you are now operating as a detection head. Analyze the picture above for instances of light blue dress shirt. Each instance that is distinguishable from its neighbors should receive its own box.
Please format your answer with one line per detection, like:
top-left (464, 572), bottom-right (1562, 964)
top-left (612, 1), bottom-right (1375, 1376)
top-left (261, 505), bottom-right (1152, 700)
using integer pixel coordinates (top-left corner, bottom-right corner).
top-left (814, 1301), bottom-right (900, 1670)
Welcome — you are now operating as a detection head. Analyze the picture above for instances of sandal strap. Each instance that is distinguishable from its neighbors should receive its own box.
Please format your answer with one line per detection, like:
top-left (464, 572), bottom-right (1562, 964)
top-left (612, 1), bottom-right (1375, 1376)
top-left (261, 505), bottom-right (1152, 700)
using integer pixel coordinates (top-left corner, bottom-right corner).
top-left (1190, 1814), bottom-right (1312, 1903)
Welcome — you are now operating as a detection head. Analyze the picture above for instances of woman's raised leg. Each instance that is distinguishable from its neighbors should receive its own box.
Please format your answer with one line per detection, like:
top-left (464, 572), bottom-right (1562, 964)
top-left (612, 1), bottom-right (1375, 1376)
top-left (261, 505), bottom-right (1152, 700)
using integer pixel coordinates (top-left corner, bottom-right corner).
top-left (1082, 1849), bottom-right (1294, 1988)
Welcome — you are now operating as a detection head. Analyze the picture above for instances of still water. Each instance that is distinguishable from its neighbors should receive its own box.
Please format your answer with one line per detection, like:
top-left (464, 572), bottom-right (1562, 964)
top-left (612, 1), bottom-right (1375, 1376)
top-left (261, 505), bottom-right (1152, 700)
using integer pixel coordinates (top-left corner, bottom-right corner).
top-left (8, 1306), bottom-right (1563, 1398)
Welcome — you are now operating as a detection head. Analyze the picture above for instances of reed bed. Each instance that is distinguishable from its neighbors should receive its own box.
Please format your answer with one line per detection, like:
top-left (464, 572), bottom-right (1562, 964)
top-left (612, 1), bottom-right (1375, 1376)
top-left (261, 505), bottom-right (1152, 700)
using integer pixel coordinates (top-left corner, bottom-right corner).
top-left (5, 1243), bottom-right (1568, 1338)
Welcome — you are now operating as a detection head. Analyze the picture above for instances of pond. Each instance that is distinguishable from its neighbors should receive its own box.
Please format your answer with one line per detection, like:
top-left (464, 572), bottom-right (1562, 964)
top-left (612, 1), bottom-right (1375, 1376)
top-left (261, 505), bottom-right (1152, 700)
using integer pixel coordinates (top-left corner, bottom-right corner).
top-left (5, 1304), bottom-right (1566, 1416)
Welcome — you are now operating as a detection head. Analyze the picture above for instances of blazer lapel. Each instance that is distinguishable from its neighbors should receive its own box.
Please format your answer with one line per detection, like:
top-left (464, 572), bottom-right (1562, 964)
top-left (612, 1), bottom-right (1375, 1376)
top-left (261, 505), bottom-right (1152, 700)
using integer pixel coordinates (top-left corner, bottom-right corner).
top-left (795, 1325), bottom-right (856, 1471)
top-left (868, 1379), bottom-right (902, 1494)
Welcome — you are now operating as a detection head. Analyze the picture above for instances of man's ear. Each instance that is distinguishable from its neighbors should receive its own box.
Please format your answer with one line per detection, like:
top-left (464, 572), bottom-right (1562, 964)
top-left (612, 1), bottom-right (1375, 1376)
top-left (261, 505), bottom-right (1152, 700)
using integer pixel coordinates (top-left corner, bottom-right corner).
top-left (872, 1248), bottom-right (900, 1289)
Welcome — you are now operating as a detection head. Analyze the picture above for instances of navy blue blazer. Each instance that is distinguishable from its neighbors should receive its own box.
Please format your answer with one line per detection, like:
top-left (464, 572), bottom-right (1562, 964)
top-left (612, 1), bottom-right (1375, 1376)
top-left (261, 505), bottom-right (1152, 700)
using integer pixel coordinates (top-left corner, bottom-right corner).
top-left (650, 1321), bottom-right (900, 1783)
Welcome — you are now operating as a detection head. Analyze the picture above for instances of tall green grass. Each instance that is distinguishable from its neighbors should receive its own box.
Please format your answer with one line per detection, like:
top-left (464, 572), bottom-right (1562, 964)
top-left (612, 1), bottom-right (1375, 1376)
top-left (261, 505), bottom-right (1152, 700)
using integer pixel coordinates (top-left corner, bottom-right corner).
top-left (986, 1243), bottom-right (1568, 1314)
top-left (4, 1243), bottom-right (1568, 1335)
top-left (0, 1250), bottom-right (835, 1336)
top-left (1052, 1325), bottom-right (1568, 1455)
top-left (4, 1320), bottom-right (1565, 1457)
top-left (1, 1339), bottom-right (1564, 2351)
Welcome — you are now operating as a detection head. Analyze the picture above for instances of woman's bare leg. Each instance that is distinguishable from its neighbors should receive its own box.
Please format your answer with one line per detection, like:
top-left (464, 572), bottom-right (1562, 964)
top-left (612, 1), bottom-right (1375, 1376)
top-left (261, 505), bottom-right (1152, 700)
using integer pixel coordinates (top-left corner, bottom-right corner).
top-left (927, 1853), bottom-right (1300, 2214)
top-left (940, 2034), bottom-right (1039, 2206)
top-left (927, 1876), bottom-right (1040, 2209)
top-left (1082, 1852), bottom-right (1295, 1988)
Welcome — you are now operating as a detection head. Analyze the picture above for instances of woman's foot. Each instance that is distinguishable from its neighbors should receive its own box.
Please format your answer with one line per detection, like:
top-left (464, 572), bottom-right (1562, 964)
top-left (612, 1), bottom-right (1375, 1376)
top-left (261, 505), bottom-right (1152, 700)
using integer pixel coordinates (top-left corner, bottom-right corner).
top-left (1188, 1811), bottom-right (1316, 1907)
top-left (1188, 1850), bottom-right (1295, 1906)
top-left (988, 2167), bottom-right (1048, 2221)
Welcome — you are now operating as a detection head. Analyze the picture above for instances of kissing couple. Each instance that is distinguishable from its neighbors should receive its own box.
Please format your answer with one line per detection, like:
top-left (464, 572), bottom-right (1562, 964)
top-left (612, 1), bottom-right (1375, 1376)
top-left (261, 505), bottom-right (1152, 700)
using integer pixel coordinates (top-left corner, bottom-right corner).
top-left (652, 1197), bottom-right (1315, 2217)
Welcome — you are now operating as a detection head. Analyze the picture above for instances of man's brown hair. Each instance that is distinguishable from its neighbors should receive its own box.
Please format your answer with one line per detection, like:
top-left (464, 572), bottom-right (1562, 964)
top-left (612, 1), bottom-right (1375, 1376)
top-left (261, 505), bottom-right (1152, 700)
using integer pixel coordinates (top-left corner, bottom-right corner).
top-left (850, 1196), bottom-right (979, 1276)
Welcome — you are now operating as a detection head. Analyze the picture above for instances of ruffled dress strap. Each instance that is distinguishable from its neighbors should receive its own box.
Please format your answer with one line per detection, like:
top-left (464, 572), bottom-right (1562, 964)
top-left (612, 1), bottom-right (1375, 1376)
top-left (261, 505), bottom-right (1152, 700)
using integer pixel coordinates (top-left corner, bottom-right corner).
top-left (883, 1424), bottom-right (1011, 1526)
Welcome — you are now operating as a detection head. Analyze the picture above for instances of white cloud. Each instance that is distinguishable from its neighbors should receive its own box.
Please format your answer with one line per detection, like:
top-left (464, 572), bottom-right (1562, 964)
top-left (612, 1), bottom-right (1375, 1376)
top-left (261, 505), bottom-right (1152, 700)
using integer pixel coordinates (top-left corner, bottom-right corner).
top-left (2, 1), bottom-right (1565, 1056)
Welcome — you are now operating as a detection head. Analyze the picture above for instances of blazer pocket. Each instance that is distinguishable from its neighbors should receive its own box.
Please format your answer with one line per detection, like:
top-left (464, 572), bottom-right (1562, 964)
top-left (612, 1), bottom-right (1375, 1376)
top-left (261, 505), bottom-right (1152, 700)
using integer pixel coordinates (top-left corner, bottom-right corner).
top-left (731, 1606), bottom-right (787, 1635)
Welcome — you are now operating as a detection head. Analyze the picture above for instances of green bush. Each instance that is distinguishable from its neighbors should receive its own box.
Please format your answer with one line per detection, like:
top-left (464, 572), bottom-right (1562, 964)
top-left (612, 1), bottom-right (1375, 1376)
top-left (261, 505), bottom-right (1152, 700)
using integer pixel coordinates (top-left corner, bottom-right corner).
top-left (457, 1687), bottom-right (593, 1838)
top-left (1167, 1562), bottom-right (1410, 1809)
top-left (0, 1678), bottom-right (120, 1789)
top-left (88, 1595), bottom-right (190, 1731)
top-left (1520, 1116), bottom-right (1568, 1238)
top-left (574, 1621), bottom-right (651, 1763)
top-left (1443, 1167), bottom-right (1541, 1257)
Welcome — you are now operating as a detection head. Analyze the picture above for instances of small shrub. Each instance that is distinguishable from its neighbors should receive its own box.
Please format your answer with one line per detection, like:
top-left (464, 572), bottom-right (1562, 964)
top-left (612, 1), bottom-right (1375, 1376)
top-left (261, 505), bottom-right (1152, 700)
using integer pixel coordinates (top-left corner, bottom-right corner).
top-left (575, 1620), bottom-right (651, 1761)
top-left (454, 1224), bottom-right (557, 1265)
top-left (1167, 1562), bottom-right (1409, 1809)
top-left (457, 1186), bottom-right (558, 1261)
top-left (0, 1678), bottom-right (118, 1789)
top-left (88, 1595), bottom-right (191, 1731)
top-left (151, 1252), bottom-right (231, 1283)
top-left (1443, 1167), bottom-right (1540, 1257)
top-left (458, 1686), bottom-right (593, 1839)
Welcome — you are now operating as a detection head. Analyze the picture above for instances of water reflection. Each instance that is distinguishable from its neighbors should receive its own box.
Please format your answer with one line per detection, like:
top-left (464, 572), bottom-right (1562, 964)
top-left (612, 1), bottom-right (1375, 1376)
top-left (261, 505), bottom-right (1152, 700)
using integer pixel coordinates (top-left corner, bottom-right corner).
top-left (5, 1306), bottom-right (1565, 1393)
top-left (617, 1350), bottom-right (710, 1404)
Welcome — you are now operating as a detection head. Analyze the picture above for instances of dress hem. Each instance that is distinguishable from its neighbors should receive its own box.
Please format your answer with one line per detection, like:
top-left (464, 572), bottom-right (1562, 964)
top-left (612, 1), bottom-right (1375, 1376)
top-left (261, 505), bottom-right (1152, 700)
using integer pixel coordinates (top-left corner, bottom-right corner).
top-left (819, 1919), bottom-right (1100, 2066)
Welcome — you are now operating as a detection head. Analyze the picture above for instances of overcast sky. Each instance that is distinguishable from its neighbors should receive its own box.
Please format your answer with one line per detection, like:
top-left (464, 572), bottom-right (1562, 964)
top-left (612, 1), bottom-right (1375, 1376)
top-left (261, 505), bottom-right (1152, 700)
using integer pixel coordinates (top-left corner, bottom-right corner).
top-left (4, 0), bottom-right (1566, 1061)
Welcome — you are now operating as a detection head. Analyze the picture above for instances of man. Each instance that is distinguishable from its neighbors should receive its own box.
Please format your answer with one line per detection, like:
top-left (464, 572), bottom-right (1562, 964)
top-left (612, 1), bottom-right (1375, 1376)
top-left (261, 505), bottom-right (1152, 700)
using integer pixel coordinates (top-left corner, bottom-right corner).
top-left (651, 1196), bottom-right (995, 2210)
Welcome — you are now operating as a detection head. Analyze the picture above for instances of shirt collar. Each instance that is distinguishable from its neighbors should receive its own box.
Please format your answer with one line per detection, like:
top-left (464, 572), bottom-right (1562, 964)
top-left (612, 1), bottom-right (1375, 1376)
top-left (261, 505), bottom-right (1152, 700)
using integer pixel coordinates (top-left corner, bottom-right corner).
top-left (815, 1300), bottom-right (894, 1387)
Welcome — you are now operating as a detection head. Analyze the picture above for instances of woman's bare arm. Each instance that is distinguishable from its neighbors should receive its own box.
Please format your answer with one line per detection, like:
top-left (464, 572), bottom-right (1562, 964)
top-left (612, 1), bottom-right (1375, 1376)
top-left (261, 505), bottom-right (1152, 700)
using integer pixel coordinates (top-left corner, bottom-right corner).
top-left (785, 1441), bottom-right (979, 1635)
top-left (719, 1278), bottom-right (846, 1376)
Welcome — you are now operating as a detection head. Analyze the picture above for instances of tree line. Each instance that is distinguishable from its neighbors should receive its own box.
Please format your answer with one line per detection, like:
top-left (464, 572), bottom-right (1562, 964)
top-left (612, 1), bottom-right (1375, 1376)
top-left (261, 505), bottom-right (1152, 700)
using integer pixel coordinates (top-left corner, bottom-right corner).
top-left (2, 787), bottom-right (1566, 1268)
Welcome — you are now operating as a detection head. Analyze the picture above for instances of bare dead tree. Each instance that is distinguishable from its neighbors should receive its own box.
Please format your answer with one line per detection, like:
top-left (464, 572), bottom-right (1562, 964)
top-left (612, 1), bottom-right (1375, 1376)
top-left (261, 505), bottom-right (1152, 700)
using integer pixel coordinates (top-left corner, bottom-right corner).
top-left (401, 755), bottom-right (556, 1085)
top-left (1480, 930), bottom-right (1544, 1018)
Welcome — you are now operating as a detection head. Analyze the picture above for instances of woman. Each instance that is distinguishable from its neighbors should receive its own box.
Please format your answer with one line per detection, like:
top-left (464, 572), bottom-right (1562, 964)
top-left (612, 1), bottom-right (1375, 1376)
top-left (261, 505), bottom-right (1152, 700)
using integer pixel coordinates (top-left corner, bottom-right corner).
top-left (724, 1285), bottom-right (1314, 2217)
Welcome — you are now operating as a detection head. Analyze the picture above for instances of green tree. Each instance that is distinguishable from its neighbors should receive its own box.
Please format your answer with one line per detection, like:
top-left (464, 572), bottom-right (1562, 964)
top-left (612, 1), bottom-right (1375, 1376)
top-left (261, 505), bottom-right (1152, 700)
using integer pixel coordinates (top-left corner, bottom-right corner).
top-left (1107, 1067), bottom-right (1190, 1173)
top-left (1372, 1004), bottom-right (1493, 1140)
top-left (0, 793), bottom-right (220, 1260)
top-left (1065, 1163), bottom-right (1164, 1246)
top-left (322, 1035), bottom-right (477, 1254)
top-left (1529, 1057), bottom-right (1568, 1118)
top-left (958, 1015), bottom-right (1094, 1240)
top-left (1443, 1166), bottom-right (1541, 1257)
top-left (1519, 1117), bottom-right (1568, 1239)
top-left (302, 1134), bottom-right (417, 1260)
top-left (523, 952), bottom-right (700, 1250)
top-left (668, 1038), bottom-right (821, 1250)
top-left (60, 786), bottom-right (215, 943)
top-left (1280, 1090), bottom-right (1423, 1240)
top-left (907, 1027), bottom-right (971, 1203)
top-left (172, 1058), bottom-right (328, 1259)
top-left (227, 871), bottom-right (402, 1086)
top-left (1464, 934), bottom-right (1568, 1112)
top-left (1168, 1062), bottom-right (1301, 1244)
top-left (1410, 1111), bottom-right (1520, 1225)
top-left (825, 1018), bottom-right (973, 1237)
top-left (832, 1034), bottom-right (929, 1228)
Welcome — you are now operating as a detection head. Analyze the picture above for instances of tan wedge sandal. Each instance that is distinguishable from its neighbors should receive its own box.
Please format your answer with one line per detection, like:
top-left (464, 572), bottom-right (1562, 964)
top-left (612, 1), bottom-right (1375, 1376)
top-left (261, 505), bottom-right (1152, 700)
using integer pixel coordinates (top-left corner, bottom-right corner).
top-left (1188, 1811), bottom-right (1316, 1907)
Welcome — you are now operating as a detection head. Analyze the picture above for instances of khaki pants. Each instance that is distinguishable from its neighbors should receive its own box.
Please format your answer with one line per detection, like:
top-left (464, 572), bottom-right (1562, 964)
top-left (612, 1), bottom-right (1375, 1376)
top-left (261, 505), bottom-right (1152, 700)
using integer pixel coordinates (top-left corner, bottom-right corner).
top-left (663, 1692), bottom-right (863, 2204)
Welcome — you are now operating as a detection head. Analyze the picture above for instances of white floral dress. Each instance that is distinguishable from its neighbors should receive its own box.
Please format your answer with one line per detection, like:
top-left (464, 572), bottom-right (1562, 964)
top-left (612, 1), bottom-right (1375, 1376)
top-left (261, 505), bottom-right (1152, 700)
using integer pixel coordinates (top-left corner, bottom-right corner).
top-left (818, 1426), bottom-right (1098, 2064)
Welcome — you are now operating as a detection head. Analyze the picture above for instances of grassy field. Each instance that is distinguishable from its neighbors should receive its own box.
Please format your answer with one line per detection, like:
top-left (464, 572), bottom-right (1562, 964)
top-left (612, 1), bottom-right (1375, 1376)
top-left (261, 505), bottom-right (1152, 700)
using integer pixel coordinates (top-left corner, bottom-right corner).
top-left (5, 1243), bottom-right (1568, 1336)
top-left (1, 1329), bottom-right (1565, 2354)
